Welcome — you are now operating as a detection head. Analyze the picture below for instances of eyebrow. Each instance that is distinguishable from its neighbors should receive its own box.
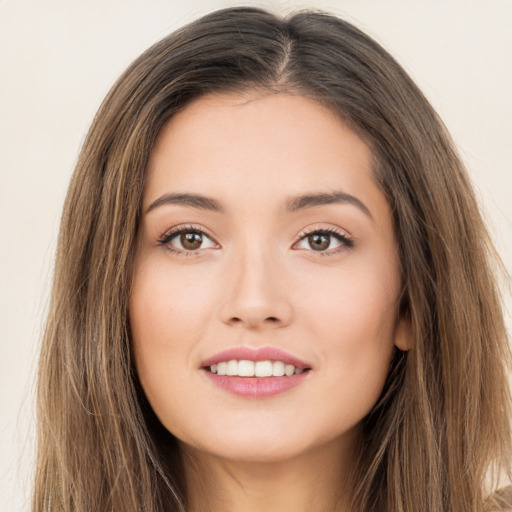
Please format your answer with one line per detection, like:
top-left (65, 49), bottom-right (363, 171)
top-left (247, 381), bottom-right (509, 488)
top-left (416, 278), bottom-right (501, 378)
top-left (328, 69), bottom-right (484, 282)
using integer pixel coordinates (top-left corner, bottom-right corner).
top-left (285, 191), bottom-right (373, 220)
top-left (146, 190), bottom-right (373, 220)
top-left (146, 193), bottom-right (224, 213)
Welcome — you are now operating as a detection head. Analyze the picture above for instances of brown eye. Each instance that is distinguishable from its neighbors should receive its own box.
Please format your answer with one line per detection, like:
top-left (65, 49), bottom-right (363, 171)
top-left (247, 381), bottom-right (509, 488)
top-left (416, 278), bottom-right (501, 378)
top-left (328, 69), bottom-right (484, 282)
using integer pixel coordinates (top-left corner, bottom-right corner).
top-left (308, 233), bottom-right (330, 251)
top-left (181, 232), bottom-right (203, 250)
top-left (294, 228), bottom-right (353, 254)
top-left (159, 227), bottom-right (217, 254)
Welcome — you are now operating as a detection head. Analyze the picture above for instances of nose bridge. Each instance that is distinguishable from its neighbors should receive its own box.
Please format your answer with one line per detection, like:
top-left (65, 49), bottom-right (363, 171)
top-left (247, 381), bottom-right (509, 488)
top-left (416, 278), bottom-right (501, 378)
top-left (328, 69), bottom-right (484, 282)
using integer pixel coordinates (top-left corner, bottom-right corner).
top-left (219, 233), bottom-right (292, 329)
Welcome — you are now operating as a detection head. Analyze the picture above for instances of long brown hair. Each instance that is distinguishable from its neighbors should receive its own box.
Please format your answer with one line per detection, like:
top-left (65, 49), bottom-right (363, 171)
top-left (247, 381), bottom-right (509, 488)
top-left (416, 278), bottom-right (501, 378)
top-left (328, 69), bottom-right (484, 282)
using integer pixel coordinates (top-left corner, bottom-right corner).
top-left (33, 7), bottom-right (511, 511)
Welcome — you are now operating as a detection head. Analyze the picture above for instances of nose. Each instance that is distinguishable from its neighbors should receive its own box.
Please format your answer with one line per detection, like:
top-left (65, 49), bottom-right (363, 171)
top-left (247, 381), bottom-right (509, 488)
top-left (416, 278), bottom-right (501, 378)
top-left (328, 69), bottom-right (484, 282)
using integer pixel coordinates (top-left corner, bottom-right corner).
top-left (219, 244), bottom-right (293, 330)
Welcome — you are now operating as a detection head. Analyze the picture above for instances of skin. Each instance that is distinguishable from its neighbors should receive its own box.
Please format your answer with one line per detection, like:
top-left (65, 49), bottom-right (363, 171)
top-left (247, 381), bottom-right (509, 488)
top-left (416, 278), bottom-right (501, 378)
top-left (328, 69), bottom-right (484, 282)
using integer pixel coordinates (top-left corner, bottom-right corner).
top-left (129, 91), bottom-right (410, 512)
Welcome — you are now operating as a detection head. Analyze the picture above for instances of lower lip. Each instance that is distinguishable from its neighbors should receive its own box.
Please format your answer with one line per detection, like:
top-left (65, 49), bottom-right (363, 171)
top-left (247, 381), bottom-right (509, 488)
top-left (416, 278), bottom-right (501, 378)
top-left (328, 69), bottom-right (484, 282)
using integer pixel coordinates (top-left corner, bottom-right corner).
top-left (203, 370), bottom-right (310, 398)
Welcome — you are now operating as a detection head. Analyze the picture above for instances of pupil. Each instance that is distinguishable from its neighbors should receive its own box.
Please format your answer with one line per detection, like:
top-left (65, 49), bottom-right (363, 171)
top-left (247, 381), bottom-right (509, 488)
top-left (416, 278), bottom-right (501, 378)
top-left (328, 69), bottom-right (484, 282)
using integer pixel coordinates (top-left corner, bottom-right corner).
top-left (181, 232), bottom-right (202, 250)
top-left (309, 233), bottom-right (329, 251)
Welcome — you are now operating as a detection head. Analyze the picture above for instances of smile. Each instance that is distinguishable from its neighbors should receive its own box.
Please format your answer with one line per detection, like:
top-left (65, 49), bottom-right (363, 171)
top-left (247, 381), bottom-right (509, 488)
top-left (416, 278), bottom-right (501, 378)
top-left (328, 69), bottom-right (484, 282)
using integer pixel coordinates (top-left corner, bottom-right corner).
top-left (201, 347), bottom-right (312, 398)
top-left (209, 360), bottom-right (305, 377)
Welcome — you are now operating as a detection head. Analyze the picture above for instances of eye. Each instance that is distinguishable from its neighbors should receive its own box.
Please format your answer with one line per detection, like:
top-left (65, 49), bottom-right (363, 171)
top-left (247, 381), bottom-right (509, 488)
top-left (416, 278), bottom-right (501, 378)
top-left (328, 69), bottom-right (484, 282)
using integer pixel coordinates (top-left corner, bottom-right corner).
top-left (158, 226), bottom-right (218, 255)
top-left (293, 227), bottom-right (353, 255)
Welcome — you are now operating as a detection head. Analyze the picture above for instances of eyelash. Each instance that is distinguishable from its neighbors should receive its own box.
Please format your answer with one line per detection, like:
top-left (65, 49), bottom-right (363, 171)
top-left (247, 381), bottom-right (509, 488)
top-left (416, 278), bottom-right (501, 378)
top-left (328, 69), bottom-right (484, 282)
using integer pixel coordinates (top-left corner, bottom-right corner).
top-left (157, 225), bottom-right (217, 257)
top-left (295, 226), bottom-right (354, 256)
top-left (157, 225), bottom-right (354, 257)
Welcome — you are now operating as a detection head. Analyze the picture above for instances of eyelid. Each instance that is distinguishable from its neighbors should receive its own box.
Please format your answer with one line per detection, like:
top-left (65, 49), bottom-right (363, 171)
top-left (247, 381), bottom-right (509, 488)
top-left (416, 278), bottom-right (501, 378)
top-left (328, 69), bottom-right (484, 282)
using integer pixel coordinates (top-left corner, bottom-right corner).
top-left (292, 225), bottom-right (354, 255)
top-left (157, 224), bottom-right (220, 256)
top-left (157, 224), bottom-right (354, 257)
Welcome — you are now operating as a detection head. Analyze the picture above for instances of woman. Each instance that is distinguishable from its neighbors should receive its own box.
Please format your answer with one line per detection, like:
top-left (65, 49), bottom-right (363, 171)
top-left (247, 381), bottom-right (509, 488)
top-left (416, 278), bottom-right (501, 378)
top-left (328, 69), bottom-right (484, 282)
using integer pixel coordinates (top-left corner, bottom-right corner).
top-left (33, 7), bottom-right (512, 512)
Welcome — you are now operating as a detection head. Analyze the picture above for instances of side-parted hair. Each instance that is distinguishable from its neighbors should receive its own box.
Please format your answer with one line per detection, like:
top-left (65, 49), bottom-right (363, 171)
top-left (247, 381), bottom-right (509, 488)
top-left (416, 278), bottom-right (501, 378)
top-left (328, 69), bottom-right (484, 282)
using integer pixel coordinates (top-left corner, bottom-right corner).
top-left (34, 7), bottom-right (511, 512)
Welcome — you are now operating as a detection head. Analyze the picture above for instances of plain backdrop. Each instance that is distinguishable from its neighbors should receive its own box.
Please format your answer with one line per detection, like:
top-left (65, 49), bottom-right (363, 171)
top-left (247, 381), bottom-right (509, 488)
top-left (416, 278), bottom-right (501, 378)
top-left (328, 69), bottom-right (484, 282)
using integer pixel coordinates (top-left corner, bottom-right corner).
top-left (1, 1), bottom-right (511, 510)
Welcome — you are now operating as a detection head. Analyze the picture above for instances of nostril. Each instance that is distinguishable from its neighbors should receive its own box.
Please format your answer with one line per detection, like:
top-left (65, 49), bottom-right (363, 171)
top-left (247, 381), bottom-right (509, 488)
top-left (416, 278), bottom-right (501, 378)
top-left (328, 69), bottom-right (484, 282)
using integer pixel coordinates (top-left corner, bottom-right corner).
top-left (224, 312), bottom-right (286, 328)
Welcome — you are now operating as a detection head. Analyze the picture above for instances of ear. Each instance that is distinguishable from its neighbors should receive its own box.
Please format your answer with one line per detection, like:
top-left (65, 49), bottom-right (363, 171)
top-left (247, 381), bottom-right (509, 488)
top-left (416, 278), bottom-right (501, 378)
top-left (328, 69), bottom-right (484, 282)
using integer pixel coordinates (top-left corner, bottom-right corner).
top-left (394, 314), bottom-right (413, 351)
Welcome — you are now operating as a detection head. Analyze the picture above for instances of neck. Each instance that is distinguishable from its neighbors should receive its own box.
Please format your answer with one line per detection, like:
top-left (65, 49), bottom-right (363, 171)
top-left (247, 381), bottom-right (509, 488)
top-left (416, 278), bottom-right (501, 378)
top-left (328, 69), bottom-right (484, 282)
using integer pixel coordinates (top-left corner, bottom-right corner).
top-left (180, 436), bottom-right (358, 512)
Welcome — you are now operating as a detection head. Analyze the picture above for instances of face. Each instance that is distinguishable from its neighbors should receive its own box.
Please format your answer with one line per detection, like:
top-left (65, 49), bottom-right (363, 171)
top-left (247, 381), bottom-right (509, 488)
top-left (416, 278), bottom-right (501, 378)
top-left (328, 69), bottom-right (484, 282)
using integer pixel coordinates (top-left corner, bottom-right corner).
top-left (130, 91), bottom-right (408, 463)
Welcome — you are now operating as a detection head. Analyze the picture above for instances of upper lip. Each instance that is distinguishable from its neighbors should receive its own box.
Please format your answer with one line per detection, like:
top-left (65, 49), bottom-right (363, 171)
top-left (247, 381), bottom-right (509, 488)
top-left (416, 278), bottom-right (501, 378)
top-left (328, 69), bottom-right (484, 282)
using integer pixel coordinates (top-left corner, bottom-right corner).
top-left (201, 346), bottom-right (311, 370)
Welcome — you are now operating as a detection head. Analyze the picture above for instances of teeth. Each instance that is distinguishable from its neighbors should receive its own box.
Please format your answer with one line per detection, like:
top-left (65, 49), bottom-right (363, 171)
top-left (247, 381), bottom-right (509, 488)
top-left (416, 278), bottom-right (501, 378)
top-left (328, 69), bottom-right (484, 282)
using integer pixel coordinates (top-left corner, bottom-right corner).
top-left (208, 359), bottom-right (306, 377)
top-left (272, 361), bottom-right (285, 377)
top-left (254, 360), bottom-right (273, 377)
top-left (226, 360), bottom-right (238, 376)
top-left (238, 360), bottom-right (255, 377)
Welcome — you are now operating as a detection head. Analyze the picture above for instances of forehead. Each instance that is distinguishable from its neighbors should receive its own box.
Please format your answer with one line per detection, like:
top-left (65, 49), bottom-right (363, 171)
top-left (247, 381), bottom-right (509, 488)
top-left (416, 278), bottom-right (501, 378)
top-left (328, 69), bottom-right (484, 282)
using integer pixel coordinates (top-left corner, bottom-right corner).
top-left (144, 91), bottom-right (384, 219)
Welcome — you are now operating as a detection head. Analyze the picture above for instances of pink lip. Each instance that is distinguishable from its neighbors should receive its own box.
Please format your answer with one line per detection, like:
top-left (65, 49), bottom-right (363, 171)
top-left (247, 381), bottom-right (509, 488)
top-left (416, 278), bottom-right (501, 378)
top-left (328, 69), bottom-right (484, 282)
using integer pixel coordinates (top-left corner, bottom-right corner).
top-left (204, 372), bottom-right (310, 398)
top-left (201, 346), bottom-right (312, 399)
top-left (201, 346), bottom-right (311, 370)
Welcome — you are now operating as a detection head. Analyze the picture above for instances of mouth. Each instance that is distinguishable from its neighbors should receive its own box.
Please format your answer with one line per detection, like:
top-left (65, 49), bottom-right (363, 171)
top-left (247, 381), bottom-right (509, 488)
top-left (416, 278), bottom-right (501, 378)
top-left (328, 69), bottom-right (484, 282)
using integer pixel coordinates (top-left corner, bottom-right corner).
top-left (201, 347), bottom-right (312, 398)
top-left (206, 359), bottom-right (309, 377)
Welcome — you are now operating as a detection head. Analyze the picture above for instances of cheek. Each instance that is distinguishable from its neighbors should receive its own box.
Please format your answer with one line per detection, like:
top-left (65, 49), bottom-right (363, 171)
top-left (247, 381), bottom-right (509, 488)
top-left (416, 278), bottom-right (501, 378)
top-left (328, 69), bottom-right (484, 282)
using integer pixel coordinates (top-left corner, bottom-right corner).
top-left (130, 257), bottom-right (213, 346)
top-left (128, 258), bottom-right (211, 418)
top-left (299, 263), bottom-right (398, 409)
top-left (301, 261), bottom-right (398, 346)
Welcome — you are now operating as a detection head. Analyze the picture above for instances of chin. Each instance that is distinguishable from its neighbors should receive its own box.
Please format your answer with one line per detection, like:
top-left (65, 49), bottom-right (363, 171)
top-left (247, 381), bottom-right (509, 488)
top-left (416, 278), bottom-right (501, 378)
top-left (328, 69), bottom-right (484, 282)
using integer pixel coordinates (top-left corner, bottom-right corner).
top-left (187, 441), bottom-right (311, 464)
top-left (176, 420), bottom-right (337, 465)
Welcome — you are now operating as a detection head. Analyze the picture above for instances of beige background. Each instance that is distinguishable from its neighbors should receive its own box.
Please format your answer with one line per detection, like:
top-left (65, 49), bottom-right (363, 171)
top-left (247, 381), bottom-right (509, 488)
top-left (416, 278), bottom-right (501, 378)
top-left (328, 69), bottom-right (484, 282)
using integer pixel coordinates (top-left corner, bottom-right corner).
top-left (1, 1), bottom-right (511, 510)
